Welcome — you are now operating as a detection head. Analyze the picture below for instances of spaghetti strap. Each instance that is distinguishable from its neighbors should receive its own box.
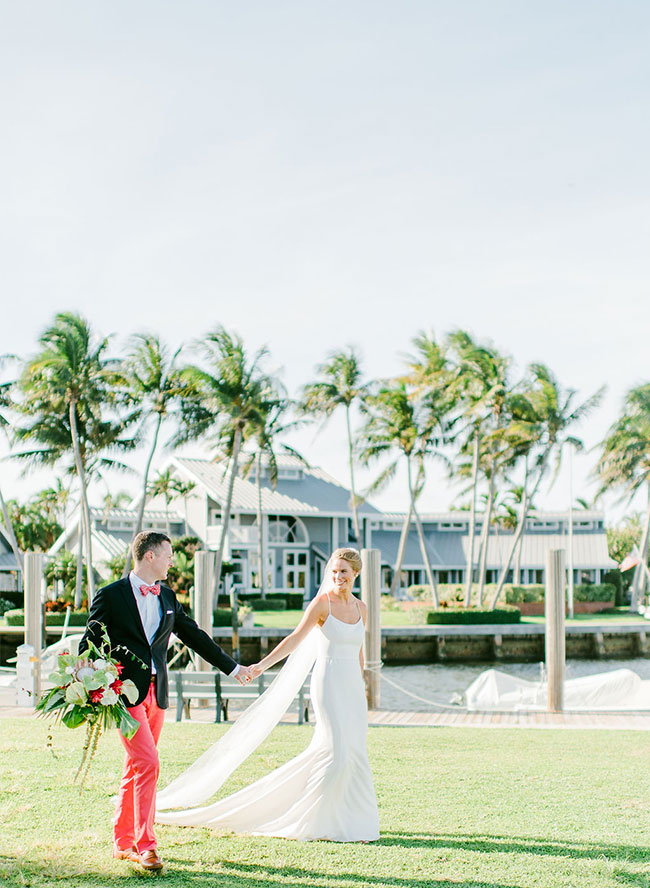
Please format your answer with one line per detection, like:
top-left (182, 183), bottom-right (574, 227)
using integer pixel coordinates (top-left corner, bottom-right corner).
top-left (355, 597), bottom-right (361, 618)
top-left (327, 594), bottom-right (331, 615)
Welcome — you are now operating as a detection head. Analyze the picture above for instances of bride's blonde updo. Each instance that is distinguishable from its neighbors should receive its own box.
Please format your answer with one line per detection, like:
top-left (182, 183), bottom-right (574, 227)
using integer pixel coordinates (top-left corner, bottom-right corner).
top-left (330, 547), bottom-right (362, 574)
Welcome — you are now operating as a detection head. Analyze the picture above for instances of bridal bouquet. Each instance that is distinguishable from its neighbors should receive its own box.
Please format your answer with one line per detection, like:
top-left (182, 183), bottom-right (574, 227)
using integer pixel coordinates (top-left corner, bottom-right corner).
top-left (36, 623), bottom-right (142, 789)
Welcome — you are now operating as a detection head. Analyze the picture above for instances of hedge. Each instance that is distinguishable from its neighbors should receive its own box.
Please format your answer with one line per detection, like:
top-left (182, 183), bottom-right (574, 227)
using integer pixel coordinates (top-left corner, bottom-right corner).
top-left (503, 584), bottom-right (616, 604)
top-left (4, 609), bottom-right (89, 627)
top-left (217, 592), bottom-right (304, 609)
top-left (602, 570), bottom-right (624, 606)
top-left (427, 606), bottom-right (521, 625)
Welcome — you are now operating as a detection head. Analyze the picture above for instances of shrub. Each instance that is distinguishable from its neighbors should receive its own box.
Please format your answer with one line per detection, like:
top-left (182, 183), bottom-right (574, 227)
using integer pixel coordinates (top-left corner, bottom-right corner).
top-left (5, 608), bottom-right (89, 626)
top-left (234, 592), bottom-right (301, 609)
top-left (426, 606), bottom-right (521, 625)
top-left (504, 585), bottom-right (546, 604)
top-left (0, 598), bottom-right (15, 617)
top-left (602, 571), bottom-right (624, 606)
top-left (212, 607), bottom-right (252, 627)
top-left (249, 598), bottom-right (287, 611)
top-left (573, 583), bottom-right (616, 603)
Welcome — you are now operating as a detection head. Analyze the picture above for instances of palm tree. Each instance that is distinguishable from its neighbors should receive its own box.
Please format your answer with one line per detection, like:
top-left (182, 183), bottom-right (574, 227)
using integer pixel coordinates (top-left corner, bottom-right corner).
top-left (148, 468), bottom-right (177, 537)
top-left (359, 382), bottom-right (448, 606)
top-left (174, 480), bottom-right (197, 536)
top-left (300, 347), bottom-right (369, 546)
top-left (597, 383), bottom-right (650, 610)
top-left (118, 334), bottom-right (184, 574)
top-left (241, 393), bottom-right (307, 598)
top-left (447, 331), bottom-right (511, 606)
top-left (14, 313), bottom-right (130, 603)
top-left (488, 364), bottom-right (604, 609)
top-left (0, 377), bottom-right (24, 579)
top-left (177, 327), bottom-right (274, 600)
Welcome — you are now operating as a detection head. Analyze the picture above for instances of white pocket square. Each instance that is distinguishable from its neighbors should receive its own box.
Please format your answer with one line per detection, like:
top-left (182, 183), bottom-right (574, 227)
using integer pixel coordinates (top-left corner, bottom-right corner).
top-left (166, 610), bottom-right (173, 615)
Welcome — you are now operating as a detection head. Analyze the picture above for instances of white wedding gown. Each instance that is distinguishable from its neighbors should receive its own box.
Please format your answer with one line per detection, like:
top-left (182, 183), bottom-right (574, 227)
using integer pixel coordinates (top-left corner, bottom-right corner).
top-left (156, 603), bottom-right (379, 842)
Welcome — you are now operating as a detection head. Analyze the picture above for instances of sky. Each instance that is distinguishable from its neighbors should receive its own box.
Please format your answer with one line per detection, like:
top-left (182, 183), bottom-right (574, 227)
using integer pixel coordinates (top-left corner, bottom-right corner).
top-left (1, 1), bottom-right (649, 521)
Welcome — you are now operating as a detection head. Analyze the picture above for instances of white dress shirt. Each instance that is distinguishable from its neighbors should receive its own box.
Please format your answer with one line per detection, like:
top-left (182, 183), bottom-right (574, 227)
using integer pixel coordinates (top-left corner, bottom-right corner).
top-left (129, 571), bottom-right (241, 678)
top-left (130, 572), bottom-right (163, 674)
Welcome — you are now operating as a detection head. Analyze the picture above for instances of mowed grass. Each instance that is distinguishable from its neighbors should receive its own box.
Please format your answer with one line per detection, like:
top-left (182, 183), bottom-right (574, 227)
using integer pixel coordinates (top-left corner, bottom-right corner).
top-left (254, 606), bottom-right (646, 630)
top-left (2, 718), bottom-right (650, 887)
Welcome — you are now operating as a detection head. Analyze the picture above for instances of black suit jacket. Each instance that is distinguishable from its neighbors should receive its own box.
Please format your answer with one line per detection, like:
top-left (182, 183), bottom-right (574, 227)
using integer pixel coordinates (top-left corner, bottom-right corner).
top-left (79, 577), bottom-right (237, 708)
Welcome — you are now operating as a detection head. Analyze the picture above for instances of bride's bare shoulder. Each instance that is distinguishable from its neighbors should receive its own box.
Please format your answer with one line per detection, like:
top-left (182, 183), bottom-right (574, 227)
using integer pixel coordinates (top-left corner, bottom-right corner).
top-left (309, 593), bottom-right (330, 625)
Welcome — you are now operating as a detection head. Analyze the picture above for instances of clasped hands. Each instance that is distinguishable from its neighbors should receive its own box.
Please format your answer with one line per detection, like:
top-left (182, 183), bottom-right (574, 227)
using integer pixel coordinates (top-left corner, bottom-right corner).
top-left (234, 663), bottom-right (264, 685)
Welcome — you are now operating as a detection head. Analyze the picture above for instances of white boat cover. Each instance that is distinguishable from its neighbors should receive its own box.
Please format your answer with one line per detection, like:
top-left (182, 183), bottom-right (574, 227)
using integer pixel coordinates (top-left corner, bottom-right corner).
top-left (464, 668), bottom-right (650, 711)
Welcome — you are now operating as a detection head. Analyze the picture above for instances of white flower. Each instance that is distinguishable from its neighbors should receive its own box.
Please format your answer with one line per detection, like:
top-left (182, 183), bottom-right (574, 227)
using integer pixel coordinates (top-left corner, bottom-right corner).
top-left (76, 666), bottom-right (95, 681)
top-left (65, 682), bottom-right (87, 705)
top-left (121, 680), bottom-right (139, 705)
top-left (104, 663), bottom-right (118, 678)
top-left (93, 659), bottom-right (108, 671)
top-left (65, 666), bottom-right (75, 675)
top-left (99, 688), bottom-right (118, 706)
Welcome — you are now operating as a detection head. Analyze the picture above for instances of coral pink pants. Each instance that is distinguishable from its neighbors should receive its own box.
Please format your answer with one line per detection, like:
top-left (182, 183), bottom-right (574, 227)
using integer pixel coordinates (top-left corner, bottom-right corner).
top-left (113, 681), bottom-right (165, 853)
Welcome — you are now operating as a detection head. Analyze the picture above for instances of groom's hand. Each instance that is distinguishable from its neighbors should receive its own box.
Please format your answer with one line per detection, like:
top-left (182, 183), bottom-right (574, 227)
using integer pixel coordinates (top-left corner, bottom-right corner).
top-left (234, 665), bottom-right (252, 685)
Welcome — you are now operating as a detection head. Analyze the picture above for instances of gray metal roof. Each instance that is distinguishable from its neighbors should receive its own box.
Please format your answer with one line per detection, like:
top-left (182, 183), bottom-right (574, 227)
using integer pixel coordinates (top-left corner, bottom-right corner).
top-left (0, 552), bottom-right (19, 571)
top-left (370, 528), bottom-right (615, 570)
top-left (173, 456), bottom-right (381, 517)
top-left (90, 507), bottom-right (182, 522)
top-left (379, 509), bottom-right (605, 524)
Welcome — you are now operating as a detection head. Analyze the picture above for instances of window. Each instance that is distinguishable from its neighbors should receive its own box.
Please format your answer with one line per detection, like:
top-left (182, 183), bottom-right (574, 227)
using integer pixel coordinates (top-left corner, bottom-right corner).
top-left (283, 550), bottom-right (309, 591)
top-left (439, 521), bottom-right (466, 531)
top-left (268, 516), bottom-right (309, 545)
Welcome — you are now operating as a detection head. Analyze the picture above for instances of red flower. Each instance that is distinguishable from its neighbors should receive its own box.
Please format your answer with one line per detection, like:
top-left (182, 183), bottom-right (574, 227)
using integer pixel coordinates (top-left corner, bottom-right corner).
top-left (110, 679), bottom-right (123, 695)
top-left (115, 662), bottom-right (124, 675)
top-left (89, 688), bottom-right (104, 703)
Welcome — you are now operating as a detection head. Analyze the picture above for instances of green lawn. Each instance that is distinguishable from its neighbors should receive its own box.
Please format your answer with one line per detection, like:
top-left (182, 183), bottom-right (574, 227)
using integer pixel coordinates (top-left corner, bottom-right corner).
top-left (2, 717), bottom-right (650, 887)
top-left (253, 606), bottom-right (645, 630)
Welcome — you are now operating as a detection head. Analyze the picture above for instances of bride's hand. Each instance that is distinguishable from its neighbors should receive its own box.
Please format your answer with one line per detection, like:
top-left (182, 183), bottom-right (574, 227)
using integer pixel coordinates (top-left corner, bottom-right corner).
top-left (248, 663), bottom-right (263, 679)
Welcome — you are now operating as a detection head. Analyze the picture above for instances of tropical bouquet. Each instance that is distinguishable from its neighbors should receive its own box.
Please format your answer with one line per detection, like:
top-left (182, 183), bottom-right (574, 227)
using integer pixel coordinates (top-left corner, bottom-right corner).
top-left (36, 622), bottom-right (143, 789)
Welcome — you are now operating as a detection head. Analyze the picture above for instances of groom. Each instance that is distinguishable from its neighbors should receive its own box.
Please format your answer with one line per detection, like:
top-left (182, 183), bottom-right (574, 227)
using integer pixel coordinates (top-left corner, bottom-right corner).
top-left (79, 531), bottom-right (251, 871)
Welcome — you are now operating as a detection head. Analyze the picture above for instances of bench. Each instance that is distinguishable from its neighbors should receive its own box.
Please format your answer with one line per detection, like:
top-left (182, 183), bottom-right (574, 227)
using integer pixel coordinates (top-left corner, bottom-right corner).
top-left (172, 670), bottom-right (311, 724)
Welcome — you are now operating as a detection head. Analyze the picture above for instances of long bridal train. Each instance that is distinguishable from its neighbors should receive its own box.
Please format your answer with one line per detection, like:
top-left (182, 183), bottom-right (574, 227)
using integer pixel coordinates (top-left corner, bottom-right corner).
top-left (156, 614), bottom-right (379, 842)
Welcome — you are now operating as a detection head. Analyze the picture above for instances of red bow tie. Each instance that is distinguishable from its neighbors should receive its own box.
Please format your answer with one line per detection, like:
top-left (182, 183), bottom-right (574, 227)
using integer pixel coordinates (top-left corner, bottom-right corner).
top-left (140, 584), bottom-right (160, 597)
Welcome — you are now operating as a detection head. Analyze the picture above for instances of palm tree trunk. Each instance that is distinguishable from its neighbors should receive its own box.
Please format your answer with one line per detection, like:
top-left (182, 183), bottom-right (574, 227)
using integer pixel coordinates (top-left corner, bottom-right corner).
top-left (464, 429), bottom-right (480, 606)
top-left (0, 486), bottom-right (23, 580)
top-left (214, 424), bottom-right (243, 605)
top-left (476, 476), bottom-right (495, 607)
top-left (256, 451), bottom-right (266, 599)
top-left (389, 503), bottom-right (413, 596)
top-left (489, 455), bottom-right (548, 610)
top-left (165, 498), bottom-right (171, 537)
top-left (75, 512), bottom-right (85, 608)
top-left (513, 532), bottom-right (524, 585)
top-left (630, 483), bottom-right (650, 611)
top-left (407, 457), bottom-right (438, 607)
top-left (69, 401), bottom-right (95, 603)
top-left (345, 405), bottom-right (361, 545)
top-left (513, 458), bottom-right (529, 586)
top-left (124, 413), bottom-right (163, 576)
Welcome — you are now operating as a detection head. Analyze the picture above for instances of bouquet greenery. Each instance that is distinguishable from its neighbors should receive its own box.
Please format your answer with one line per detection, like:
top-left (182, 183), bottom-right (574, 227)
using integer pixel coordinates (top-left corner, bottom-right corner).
top-left (36, 623), bottom-right (143, 789)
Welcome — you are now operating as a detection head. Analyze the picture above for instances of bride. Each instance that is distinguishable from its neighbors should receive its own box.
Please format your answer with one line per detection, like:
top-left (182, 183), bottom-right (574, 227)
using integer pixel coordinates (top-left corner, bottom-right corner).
top-left (155, 547), bottom-right (379, 843)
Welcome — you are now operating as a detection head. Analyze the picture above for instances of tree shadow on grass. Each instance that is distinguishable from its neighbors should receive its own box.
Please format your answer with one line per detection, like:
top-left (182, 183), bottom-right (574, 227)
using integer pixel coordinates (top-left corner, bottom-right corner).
top-left (0, 852), bottom-right (543, 888)
top-left (379, 831), bottom-right (650, 864)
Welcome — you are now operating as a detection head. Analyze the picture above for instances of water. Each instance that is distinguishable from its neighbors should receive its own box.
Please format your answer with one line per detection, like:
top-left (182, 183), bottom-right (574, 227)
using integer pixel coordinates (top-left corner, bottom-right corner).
top-left (379, 659), bottom-right (650, 711)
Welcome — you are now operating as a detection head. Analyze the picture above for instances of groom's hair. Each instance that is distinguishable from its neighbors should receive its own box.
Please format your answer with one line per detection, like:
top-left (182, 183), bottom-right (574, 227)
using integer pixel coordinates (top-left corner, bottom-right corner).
top-left (133, 531), bottom-right (172, 562)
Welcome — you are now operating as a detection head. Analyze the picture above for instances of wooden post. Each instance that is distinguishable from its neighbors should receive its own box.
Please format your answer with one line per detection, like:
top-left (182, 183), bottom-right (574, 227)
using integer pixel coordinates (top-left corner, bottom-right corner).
top-left (24, 552), bottom-right (44, 702)
top-left (545, 548), bottom-right (565, 712)
top-left (194, 551), bottom-right (214, 673)
top-left (227, 574), bottom-right (240, 662)
top-left (361, 548), bottom-right (381, 710)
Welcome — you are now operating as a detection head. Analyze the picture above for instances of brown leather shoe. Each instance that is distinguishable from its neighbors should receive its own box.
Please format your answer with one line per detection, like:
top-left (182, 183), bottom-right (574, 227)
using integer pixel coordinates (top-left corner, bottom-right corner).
top-left (113, 846), bottom-right (140, 863)
top-left (139, 849), bottom-right (164, 871)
